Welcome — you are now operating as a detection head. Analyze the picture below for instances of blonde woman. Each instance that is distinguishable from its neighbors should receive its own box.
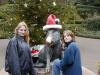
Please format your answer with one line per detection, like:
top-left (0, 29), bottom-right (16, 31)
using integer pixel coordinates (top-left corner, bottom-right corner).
top-left (52, 30), bottom-right (82, 75)
top-left (5, 21), bottom-right (36, 75)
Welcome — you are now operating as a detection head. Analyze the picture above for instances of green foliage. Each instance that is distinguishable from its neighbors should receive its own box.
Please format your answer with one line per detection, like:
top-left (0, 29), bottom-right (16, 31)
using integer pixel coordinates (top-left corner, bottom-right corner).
top-left (76, 4), bottom-right (100, 19)
top-left (0, 4), bottom-right (20, 38)
top-left (76, 30), bottom-right (100, 39)
top-left (13, 0), bottom-right (82, 45)
top-left (60, 4), bottom-right (83, 24)
top-left (83, 16), bottom-right (100, 31)
top-left (79, 0), bottom-right (100, 6)
top-left (0, 1), bottom-right (84, 44)
top-left (14, 0), bottom-right (60, 44)
top-left (62, 24), bottom-right (85, 37)
top-left (29, 25), bottom-right (46, 46)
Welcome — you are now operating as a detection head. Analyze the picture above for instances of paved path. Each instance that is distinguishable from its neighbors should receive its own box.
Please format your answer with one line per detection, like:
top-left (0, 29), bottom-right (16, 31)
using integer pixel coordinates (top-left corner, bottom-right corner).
top-left (0, 39), bottom-right (9, 70)
top-left (76, 37), bottom-right (100, 73)
top-left (0, 37), bottom-right (100, 74)
top-left (0, 67), bottom-right (97, 75)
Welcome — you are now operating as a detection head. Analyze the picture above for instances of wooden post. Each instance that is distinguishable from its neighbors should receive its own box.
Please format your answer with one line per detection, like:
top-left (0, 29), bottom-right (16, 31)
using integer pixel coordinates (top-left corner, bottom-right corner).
top-left (98, 62), bottom-right (100, 75)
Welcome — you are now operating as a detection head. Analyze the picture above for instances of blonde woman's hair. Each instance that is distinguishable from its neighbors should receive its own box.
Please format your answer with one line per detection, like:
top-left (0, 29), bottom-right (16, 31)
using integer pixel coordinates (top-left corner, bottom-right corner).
top-left (15, 21), bottom-right (30, 43)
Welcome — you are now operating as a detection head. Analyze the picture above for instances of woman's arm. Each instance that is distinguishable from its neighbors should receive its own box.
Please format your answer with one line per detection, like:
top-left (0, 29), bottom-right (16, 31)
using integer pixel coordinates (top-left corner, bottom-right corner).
top-left (60, 43), bottom-right (75, 70)
top-left (28, 48), bottom-right (36, 75)
top-left (5, 39), bottom-right (21, 75)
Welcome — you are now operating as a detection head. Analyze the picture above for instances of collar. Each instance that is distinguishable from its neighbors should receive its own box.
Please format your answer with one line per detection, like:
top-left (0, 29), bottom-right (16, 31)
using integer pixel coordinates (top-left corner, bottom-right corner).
top-left (64, 40), bottom-right (74, 47)
top-left (16, 36), bottom-right (24, 41)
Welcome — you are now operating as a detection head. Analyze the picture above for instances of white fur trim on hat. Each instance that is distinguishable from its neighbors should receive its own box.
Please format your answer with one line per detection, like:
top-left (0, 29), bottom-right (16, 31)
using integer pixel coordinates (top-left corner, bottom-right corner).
top-left (43, 24), bottom-right (62, 30)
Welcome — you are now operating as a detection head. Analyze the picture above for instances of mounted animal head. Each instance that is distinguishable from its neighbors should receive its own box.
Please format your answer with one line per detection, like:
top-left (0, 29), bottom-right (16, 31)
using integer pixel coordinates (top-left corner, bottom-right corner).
top-left (43, 14), bottom-right (62, 47)
top-left (45, 29), bottom-right (61, 47)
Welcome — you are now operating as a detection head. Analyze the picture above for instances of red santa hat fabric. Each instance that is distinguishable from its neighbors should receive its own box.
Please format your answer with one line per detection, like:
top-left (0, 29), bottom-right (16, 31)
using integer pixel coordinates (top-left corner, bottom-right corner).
top-left (43, 14), bottom-right (62, 30)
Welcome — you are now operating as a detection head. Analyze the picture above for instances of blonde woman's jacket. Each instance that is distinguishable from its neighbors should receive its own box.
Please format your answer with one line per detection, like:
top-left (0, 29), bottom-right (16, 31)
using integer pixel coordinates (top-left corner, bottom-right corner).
top-left (5, 36), bottom-right (36, 75)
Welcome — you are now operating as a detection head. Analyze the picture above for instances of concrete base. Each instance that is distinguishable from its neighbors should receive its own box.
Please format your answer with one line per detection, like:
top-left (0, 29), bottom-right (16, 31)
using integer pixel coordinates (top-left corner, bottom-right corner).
top-left (82, 67), bottom-right (97, 75)
top-left (0, 67), bottom-right (97, 75)
top-left (0, 69), bottom-right (8, 75)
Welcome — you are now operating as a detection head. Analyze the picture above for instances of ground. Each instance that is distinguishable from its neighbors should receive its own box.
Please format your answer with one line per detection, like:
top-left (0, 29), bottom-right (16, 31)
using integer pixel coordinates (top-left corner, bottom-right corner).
top-left (0, 37), bottom-right (100, 74)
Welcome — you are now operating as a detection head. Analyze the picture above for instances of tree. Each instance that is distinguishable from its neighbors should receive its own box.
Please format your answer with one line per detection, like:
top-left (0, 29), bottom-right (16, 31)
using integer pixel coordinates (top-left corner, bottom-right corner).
top-left (0, 0), bottom-right (83, 44)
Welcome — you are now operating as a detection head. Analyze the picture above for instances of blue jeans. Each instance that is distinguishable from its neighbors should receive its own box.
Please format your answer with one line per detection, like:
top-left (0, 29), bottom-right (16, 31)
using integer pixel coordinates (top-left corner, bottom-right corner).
top-left (52, 59), bottom-right (62, 75)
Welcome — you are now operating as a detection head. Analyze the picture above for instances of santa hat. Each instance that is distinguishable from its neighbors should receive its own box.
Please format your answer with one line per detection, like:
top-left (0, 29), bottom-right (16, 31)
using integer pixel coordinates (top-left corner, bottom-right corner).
top-left (43, 14), bottom-right (62, 30)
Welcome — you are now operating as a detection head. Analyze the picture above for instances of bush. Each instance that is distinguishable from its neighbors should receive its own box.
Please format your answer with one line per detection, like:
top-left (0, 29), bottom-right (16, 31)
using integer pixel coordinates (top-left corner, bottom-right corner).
top-left (83, 17), bottom-right (100, 31)
top-left (63, 24), bottom-right (83, 33)
top-left (76, 30), bottom-right (100, 39)
top-left (0, 4), bottom-right (20, 39)
top-left (63, 23), bottom-right (100, 39)
top-left (0, 31), bottom-right (13, 39)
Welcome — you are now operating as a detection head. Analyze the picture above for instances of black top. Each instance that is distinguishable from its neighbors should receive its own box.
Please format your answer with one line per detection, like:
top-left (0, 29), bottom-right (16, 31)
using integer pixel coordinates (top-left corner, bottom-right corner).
top-left (5, 36), bottom-right (36, 75)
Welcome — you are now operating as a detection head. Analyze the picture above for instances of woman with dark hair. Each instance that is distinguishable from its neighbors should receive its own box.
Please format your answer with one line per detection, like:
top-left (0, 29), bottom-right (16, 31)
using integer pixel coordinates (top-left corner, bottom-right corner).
top-left (52, 30), bottom-right (82, 75)
top-left (5, 21), bottom-right (36, 75)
